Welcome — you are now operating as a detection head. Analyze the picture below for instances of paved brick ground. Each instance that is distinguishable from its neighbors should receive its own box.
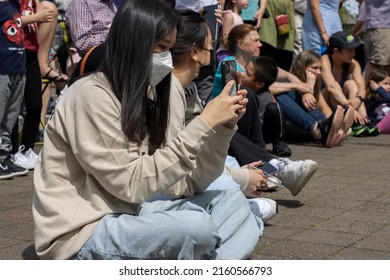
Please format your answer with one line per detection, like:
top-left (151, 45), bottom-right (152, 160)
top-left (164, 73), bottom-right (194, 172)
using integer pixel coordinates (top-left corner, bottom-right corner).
top-left (1, 135), bottom-right (389, 260)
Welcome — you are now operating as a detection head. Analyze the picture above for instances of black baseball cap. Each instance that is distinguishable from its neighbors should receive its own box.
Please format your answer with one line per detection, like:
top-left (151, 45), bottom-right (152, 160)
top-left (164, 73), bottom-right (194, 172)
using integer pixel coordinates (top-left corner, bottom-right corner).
top-left (329, 31), bottom-right (362, 49)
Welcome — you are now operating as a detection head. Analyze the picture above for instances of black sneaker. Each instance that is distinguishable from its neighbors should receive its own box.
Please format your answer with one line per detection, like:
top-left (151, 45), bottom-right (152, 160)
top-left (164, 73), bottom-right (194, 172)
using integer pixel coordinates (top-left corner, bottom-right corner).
top-left (2, 157), bottom-right (28, 176)
top-left (0, 162), bottom-right (15, 179)
top-left (366, 122), bottom-right (381, 136)
top-left (350, 123), bottom-right (369, 137)
top-left (272, 140), bottom-right (292, 157)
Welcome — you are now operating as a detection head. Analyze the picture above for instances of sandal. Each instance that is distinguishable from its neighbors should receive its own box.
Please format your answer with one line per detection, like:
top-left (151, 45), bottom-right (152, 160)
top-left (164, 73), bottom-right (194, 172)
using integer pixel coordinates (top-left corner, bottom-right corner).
top-left (42, 68), bottom-right (68, 82)
top-left (334, 106), bottom-right (355, 146)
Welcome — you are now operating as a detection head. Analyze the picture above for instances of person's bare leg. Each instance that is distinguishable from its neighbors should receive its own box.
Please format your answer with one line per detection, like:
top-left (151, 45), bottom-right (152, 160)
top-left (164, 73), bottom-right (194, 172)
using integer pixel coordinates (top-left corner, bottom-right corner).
top-left (37, 1), bottom-right (67, 80)
top-left (343, 80), bottom-right (368, 119)
top-left (317, 91), bottom-right (333, 117)
top-left (40, 83), bottom-right (52, 130)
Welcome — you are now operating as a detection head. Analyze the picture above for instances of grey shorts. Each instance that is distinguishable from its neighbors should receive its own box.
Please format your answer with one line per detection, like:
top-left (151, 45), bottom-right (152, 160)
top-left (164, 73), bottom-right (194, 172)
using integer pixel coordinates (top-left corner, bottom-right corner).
top-left (364, 28), bottom-right (390, 66)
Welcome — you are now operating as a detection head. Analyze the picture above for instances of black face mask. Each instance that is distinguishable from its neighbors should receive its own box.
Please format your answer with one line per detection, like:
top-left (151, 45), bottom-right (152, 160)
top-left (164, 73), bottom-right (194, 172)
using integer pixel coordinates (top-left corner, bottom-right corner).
top-left (195, 48), bottom-right (216, 81)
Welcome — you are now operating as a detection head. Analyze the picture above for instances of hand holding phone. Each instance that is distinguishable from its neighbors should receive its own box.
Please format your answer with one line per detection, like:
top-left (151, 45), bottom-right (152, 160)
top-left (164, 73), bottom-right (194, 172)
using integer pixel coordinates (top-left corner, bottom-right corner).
top-left (221, 60), bottom-right (238, 96)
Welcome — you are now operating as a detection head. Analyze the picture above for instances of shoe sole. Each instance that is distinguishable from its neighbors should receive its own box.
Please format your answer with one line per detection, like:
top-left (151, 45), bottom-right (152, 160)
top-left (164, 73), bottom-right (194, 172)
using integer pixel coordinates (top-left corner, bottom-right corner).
top-left (326, 106), bottom-right (344, 148)
top-left (288, 161), bottom-right (319, 196)
top-left (12, 169), bottom-right (29, 176)
top-left (0, 173), bottom-right (16, 179)
top-left (335, 106), bottom-right (355, 146)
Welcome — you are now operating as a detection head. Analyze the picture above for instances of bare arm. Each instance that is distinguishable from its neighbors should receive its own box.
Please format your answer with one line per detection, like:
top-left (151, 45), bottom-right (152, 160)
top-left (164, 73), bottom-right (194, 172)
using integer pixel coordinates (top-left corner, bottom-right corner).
top-left (308, 0), bottom-right (329, 45)
top-left (21, 0), bottom-right (55, 25)
top-left (221, 12), bottom-right (234, 46)
top-left (270, 67), bottom-right (312, 96)
top-left (351, 59), bottom-right (366, 98)
top-left (254, 0), bottom-right (268, 29)
top-left (320, 55), bottom-right (348, 106)
top-left (351, 21), bottom-right (364, 37)
top-left (344, 59), bottom-right (366, 109)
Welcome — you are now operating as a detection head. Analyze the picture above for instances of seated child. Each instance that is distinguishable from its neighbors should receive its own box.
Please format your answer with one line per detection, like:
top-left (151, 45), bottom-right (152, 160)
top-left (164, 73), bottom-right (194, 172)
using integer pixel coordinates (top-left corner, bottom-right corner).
top-left (365, 69), bottom-right (390, 134)
top-left (241, 56), bottom-right (291, 156)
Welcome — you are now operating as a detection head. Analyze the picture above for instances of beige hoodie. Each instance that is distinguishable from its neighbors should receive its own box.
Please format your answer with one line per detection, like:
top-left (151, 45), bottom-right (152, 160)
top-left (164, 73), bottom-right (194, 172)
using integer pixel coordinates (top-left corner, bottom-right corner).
top-left (33, 73), bottom-right (236, 259)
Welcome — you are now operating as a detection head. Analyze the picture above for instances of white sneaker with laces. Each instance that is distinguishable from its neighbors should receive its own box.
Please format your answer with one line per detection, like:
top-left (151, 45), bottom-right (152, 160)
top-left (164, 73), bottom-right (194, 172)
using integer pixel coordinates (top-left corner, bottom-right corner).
top-left (248, 198), bottom-right (278, 222)
top-left (11, 145), bottom-right (36, 170)
top-left (24, 148), bottom-right (38, 170)
top-left (276, 158), bottom-right (319, 196)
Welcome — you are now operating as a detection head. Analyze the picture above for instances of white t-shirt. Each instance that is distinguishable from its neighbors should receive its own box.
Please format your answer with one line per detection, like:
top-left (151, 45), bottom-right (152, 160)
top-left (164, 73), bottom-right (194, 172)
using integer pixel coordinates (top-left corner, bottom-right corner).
top-left (175, 0), bottom-right (218, 12)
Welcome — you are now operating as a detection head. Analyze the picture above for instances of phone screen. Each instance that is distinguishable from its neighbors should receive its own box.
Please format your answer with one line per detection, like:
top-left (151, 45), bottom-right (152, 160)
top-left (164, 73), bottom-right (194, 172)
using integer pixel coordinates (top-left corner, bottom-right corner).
top-left (259, 162), bottom-right (278, 175)
top-left (221, 60), bottom-right (238, 96)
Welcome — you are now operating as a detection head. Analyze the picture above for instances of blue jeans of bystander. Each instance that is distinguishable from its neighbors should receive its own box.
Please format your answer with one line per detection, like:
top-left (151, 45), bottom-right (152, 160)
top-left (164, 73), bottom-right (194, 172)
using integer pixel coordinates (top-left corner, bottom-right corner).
top-left (275, 90), bottom-right (326, 133)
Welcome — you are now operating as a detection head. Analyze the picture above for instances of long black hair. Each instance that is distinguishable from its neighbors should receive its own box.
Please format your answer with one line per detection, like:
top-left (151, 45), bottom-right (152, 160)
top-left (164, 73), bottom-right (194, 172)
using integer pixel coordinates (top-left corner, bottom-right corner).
top-left (101, 0), bottom-right (178, 149)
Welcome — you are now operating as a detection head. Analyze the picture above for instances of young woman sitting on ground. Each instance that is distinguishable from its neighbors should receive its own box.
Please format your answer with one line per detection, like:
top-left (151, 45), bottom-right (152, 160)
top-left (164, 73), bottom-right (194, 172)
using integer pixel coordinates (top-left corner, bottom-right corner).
top-left (33, 0), bottom-right (259, 260)
top-left (274, 50), bottom-right (355, 147)
top-left (321, 31), bottom-right (379, 137)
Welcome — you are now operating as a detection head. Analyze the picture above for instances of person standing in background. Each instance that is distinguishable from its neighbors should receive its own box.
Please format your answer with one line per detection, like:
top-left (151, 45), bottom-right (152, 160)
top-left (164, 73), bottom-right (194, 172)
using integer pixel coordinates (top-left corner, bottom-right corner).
top-left (241, 0), bottom-right (268, 29)
top-left (0, 0), bottom-right (29, 179)
top-left (65, 0), bottom-right (117, 56)
top-left (11, 0), bottom-right (58, 170)
top-left (293, 0), bottom-right (306, 61)
top-left (302, 0), bottom-right (342, 55)
top-left (364, 0), bottom-right (390, 80)
top-left (258, 0), bottom-right (295, 71)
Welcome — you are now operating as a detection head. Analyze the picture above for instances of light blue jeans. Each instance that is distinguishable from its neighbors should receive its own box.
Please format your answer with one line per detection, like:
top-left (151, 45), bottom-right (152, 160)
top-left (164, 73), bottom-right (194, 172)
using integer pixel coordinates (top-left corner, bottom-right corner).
top-left (275, 90), bottom-right (326, 133)
top-left (74, 189), bottom-right (260, 260)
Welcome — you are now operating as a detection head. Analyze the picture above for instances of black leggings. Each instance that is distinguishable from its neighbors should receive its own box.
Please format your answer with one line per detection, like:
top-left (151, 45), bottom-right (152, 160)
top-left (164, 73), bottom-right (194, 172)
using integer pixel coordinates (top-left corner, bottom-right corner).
top-left (228, 90), bottom-right (277, 165)
top-left (263, 102), bottom-right (285, 144)
top-left (12, 51), bottom-right (42, 153)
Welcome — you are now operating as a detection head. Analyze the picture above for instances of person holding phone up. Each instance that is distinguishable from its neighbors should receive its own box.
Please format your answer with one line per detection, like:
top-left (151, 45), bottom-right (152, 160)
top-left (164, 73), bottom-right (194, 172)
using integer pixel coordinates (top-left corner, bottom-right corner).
top-left (32, 0), bottom-right (259, 260)
top-left (167, 10), bottom-right (278, 231)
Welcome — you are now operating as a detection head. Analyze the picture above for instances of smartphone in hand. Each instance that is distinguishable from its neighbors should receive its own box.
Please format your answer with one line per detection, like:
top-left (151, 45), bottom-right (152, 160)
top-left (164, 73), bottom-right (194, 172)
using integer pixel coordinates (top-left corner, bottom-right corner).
top-left (221, 60), bottom-right (238, 96)
top-left (259, 162), bottom-right (278, 176)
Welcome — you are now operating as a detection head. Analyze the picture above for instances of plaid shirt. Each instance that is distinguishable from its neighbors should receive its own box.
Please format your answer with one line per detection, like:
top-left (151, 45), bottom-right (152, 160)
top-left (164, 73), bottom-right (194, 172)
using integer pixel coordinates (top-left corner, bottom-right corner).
top-left (66, 0), bottom-right (116, 55)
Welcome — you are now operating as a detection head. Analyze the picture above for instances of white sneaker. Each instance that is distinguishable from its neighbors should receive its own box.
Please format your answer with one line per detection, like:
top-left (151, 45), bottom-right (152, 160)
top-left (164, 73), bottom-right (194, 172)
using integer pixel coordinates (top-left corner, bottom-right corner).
top-left (10, 145), bottom-right (36, 170)
top-left (276, 158), bottom-right (319, 196)
top-left (24, 148), bottom-right (38, 170)
top-left (248, 198), bottom-right (278, 222)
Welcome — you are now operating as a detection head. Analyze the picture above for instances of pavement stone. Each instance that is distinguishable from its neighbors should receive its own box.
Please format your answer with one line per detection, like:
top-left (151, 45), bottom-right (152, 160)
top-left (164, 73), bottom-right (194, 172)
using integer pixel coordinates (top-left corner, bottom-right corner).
top-left (0, 134), bottom-right (389, 260)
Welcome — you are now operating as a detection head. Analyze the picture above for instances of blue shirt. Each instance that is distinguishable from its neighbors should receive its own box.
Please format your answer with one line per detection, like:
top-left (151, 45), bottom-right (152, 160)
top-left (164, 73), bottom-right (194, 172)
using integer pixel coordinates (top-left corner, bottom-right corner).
top-left (0, 0), bottom-right (26, 74)
top-left (241, 0), bottom-right (259, 21)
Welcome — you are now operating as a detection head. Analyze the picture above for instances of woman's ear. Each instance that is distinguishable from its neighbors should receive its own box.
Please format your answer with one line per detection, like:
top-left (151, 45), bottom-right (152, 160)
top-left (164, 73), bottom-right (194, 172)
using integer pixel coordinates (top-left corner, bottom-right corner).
top-left (191, 48), bottom-right (199, 62)
top-left (237, 39), bottom-right (244, 50)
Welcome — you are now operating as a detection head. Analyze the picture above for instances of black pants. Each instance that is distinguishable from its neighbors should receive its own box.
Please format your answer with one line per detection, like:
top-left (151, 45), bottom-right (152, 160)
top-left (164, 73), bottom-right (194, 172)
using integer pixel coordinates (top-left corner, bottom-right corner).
top-left (228, 90), bottom-right (277, 165)
top-left (12, 51), bottom-right (42, 153)
top-left (263, 102), bottom-right (285, 145)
